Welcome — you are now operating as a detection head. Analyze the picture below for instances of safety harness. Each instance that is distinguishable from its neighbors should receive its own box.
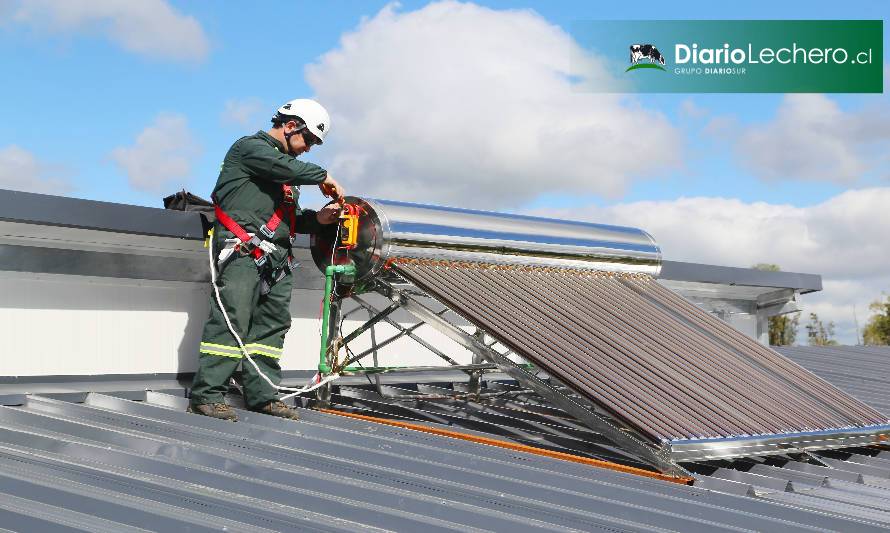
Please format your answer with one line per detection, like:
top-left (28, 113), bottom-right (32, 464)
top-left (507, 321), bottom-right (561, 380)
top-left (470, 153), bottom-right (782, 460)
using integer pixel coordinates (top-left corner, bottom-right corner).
top-left (213, 184), bottom-right (299, 294)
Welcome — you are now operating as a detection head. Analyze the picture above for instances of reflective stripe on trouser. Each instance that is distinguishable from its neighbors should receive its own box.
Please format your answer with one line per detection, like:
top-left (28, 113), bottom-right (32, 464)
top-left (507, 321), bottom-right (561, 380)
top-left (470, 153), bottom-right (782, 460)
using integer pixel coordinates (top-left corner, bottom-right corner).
top-left (190, 255), bottom-right (293, 408)
top-left (245, 343), bottom-right (283, 359)
top-left (199, 342), bottom-right (283, 359)
top-left (199, 342), bottom-right (243, 358)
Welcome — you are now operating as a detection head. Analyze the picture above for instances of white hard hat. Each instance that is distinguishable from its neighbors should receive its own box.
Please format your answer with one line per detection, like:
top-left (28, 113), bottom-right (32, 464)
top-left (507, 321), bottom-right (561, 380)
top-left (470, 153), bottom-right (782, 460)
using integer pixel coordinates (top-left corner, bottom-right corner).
top-left (276, 99), bottom-right (330, 144)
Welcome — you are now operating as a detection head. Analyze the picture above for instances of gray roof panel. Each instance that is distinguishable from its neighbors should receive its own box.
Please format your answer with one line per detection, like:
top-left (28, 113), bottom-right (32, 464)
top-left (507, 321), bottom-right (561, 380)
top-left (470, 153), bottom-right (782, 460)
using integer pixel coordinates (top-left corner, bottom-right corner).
top-left (778, 345), bottom-right (890, 416)
top-left (2, 389), bottom-right (887, 532)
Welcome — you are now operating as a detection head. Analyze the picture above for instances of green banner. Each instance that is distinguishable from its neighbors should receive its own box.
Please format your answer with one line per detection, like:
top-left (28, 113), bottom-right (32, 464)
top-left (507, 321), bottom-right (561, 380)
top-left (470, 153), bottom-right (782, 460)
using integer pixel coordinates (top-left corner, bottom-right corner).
top-left (572, 20), bottom-right (883, 93)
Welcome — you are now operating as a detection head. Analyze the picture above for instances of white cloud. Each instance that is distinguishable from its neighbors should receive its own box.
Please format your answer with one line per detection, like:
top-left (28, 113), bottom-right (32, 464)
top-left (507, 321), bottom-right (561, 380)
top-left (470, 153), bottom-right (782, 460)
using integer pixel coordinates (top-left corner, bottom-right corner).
top-left (530, 187), bottom-right (890, 344)
top-left (222, 98), bottom-right (264, 128)
top-left (306, 1), bottom-right (681, 209)
top-left (110, 113), bottom-right (201, 193)
top-left (0, 145), bottom-right (72, 194)
top-left (7, 0), bottom-right (209, 62)
top-left (733, 94), bottom-right (890, 183)
top-left (679, 99), bottom-right (708, 120)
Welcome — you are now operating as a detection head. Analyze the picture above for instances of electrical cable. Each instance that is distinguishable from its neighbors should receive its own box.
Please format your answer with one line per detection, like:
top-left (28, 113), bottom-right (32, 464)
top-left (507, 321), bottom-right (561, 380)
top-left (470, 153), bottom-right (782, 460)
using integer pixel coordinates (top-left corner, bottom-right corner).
top-left (330, 218), bottom-right (342, 300)
top-left (207, 228), bottom-right (339, 402)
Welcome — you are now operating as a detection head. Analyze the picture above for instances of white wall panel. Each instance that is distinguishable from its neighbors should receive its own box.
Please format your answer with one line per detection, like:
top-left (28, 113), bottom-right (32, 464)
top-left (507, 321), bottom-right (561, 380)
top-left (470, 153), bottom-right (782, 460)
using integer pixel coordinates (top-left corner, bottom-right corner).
top-left (0, 272), bottom-right (474, 377)
top-left (0, 272), bottom-right (208, 376)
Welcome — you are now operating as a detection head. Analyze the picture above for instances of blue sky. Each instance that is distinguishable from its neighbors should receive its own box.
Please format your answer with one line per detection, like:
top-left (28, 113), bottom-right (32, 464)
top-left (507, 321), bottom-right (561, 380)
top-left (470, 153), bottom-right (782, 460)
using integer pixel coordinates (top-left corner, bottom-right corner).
top-left (0, 0), bottom-right (888, 343)
top-left (0, 0), bottom-right (885, 208)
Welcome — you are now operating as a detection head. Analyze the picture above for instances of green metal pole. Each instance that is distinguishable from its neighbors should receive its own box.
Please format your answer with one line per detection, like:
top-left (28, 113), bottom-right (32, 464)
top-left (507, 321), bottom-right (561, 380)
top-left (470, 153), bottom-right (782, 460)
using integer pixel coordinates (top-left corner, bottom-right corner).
top-left (319, 263), bottom-right (356, 374)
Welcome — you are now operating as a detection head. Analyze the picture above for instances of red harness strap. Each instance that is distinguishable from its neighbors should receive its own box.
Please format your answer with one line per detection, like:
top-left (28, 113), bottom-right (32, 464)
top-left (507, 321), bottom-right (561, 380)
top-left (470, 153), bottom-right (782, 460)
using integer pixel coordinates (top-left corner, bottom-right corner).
top-left (261, 204), bottom-right (297, 242)
top-left (213, 184), bottom-right (298, 265)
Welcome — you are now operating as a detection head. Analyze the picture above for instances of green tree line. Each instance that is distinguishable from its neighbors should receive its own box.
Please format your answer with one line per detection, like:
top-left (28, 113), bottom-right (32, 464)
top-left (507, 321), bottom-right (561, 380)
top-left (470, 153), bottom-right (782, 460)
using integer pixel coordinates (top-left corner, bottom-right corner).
top-left (863, 294), bottom-right (890, 345)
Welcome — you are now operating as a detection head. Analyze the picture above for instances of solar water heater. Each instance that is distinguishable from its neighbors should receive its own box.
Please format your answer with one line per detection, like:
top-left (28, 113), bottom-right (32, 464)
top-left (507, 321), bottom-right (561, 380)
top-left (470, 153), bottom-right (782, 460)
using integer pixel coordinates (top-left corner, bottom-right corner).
top-left (310, 197), bottom-right (890, 475)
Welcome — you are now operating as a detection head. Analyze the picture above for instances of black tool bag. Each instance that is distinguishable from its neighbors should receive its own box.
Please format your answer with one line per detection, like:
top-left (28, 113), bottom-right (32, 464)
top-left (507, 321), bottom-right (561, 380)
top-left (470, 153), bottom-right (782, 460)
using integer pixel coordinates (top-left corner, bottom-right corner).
top-left (163, 189), bottom-right (215, 233)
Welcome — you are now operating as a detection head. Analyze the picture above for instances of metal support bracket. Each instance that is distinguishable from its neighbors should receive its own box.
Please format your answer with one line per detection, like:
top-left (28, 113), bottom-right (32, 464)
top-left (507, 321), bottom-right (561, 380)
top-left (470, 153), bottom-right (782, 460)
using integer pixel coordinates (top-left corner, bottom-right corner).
top-left (346, 295), bottom-right (463, 370)
top-left (339, 302), bottom-right (401, 347)
top-left (468, 329), bottom-right (485, 396)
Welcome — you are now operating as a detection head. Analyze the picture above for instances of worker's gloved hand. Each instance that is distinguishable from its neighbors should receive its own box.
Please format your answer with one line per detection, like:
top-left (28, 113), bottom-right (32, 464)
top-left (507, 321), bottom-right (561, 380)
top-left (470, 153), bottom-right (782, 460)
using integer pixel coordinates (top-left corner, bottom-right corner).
top-left (319, 173), bottom-right (344, 202)
top-left (316, 203), bottom-right (341, 225)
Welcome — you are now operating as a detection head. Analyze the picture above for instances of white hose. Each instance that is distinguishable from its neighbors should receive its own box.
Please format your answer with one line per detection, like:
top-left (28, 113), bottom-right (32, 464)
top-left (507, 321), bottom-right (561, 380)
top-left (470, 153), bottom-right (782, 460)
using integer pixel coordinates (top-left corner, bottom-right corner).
top-left (207, 229), bottom-right (339, 400)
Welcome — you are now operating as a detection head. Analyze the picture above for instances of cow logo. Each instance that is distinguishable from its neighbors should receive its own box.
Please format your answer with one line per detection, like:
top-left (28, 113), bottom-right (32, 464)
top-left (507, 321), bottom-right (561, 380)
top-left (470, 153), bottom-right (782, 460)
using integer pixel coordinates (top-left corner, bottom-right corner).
top-left (282, 103), bottom-right (292, 110)
top-left (317, 123), bottom-right (325, 132)
top-left (627, 44), bottom-right (667, 72)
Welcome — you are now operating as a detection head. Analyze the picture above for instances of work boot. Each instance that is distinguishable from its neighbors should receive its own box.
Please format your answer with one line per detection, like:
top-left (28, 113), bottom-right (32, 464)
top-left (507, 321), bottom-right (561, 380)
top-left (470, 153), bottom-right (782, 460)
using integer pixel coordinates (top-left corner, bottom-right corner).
top-left (253, 400), bottom-right (300, 420)
top-left (187, 402), bottom-right (238, 422)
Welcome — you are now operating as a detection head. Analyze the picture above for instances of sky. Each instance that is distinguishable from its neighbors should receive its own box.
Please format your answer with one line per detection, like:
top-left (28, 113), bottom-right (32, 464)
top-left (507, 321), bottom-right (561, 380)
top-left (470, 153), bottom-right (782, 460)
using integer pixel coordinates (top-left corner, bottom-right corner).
top-left (0, 0), bottom-right (888, 344)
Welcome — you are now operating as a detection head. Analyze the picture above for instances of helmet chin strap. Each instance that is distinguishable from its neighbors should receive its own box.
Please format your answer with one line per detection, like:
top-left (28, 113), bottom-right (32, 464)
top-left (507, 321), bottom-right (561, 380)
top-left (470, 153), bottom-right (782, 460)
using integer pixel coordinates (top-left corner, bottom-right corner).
top-left (283, 124), bottom-right (306, 156)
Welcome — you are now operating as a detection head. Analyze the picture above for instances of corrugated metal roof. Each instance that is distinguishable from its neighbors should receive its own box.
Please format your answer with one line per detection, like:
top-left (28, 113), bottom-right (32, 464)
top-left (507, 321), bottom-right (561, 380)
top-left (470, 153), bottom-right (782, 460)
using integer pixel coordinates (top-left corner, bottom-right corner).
top-left (329, 380), bottom-right (890, 530)
top-left (692, 450), bottom-right (890, 527)
top-left (3, 388), bottom-right (890, 532)
top-left (777, 345), bottom-right (890, 416)
top-left (5, 386), bottom-right (890, 531)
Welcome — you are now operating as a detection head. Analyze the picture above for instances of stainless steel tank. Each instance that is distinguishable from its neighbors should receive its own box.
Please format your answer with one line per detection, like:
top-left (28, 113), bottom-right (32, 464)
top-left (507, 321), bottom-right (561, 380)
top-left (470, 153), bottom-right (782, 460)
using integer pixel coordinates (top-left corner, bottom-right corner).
top-left (310, 197), bottom-right (662, 284)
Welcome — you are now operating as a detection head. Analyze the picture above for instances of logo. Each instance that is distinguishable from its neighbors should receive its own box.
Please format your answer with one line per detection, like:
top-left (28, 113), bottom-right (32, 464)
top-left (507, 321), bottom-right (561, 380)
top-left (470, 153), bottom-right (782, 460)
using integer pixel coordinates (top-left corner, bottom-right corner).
top-left (575, 21), bottom-right (881, 93)
top-left (282, 103), bottom-right (292, 110)
top-left (627, 44), bottom-right (666, 72)
top-left (317, 123), bottom-right (325, 132)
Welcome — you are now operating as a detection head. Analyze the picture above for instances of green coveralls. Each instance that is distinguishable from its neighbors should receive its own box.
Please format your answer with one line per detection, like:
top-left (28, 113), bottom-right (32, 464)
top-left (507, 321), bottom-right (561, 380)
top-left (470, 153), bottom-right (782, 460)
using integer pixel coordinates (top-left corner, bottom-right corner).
top-left (190, 130), bottom-right (327, 409)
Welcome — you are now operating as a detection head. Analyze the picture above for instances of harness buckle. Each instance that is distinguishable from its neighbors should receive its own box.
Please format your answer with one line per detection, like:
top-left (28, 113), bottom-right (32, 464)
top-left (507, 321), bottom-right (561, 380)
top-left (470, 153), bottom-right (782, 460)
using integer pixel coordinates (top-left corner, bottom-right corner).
top-left (259, 224), bottom-right (275, 239)
top-left (254, 254), bottom-right (268, 267)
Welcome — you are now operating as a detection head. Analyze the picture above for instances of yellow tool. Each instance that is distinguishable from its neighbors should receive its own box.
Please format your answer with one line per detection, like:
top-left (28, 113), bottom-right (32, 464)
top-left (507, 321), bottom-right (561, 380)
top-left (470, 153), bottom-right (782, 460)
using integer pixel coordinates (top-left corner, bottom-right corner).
top-left (339, 204), bottom-right (360, 249)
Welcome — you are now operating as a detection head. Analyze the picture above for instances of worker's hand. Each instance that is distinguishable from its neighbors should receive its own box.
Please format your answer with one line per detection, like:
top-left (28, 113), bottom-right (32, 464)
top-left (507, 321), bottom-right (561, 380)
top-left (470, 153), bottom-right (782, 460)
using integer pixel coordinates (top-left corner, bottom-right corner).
top-left (316, 202), bottom-right (342, 225)
top-left (319, 174), bottom-right (344, 202)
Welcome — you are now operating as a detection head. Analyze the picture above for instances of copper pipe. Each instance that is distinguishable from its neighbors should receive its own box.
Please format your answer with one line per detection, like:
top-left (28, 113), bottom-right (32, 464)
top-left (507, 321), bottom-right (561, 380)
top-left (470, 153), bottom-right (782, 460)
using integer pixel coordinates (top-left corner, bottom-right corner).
top-left (319, 408), bottom-right (694, 485)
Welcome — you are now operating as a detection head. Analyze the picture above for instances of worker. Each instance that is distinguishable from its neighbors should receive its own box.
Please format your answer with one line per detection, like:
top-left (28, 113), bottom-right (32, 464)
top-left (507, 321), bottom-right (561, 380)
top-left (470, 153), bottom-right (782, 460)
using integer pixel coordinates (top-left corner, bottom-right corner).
top-left (188, 99), bottom-right (344, 422)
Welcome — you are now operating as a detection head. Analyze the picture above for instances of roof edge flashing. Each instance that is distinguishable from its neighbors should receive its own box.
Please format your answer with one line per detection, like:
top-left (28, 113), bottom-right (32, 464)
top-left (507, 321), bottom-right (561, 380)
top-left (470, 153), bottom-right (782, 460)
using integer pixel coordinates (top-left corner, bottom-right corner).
top-left (659, 260), bottom-right (822, 293)
top-left (0, 188), bottom-right (206, 240)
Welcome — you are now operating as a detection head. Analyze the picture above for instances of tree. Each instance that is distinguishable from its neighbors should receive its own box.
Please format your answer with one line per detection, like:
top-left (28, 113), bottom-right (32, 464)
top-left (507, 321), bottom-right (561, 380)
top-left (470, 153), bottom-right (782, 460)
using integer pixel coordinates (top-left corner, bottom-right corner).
top-left (752, 263), bottom-right (799, 346)
top-left (770, 312), bottom-right (799, 346)
top-left (805, 313), bottom-right (838, 346)
top-left (863, 294), bottom-right (890, 345)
